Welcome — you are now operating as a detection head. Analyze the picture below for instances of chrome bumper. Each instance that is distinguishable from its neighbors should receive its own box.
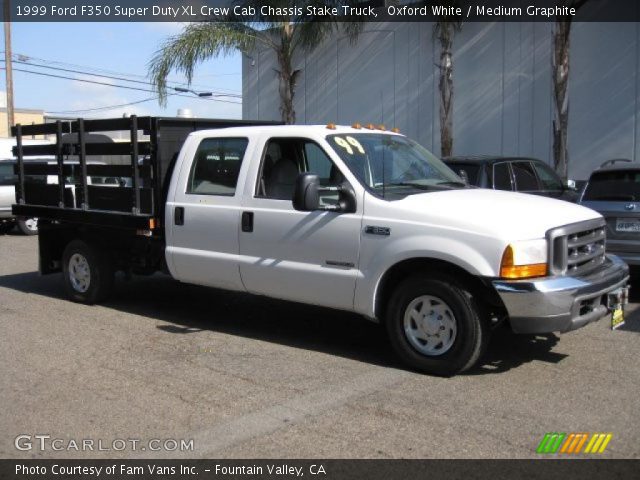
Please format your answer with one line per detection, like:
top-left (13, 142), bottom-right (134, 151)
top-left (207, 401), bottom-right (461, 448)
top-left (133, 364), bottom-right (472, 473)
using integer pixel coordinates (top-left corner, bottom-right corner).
top-left (492, 255), bottom-right (629, 334)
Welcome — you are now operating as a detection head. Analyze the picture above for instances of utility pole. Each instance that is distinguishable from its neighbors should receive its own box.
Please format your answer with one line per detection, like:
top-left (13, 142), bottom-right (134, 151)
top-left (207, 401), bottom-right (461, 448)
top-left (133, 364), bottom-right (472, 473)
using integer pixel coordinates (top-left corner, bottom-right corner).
top-left (3, 0), bottom-right (14, 137)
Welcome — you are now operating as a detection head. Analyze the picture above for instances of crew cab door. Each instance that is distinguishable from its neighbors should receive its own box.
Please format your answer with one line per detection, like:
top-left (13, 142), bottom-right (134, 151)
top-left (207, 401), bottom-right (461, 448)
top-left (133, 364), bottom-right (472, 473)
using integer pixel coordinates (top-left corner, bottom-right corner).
top-left (238, 136), bottom-right (362, 311)
top-left (166, 135), bottom-right (252, 291)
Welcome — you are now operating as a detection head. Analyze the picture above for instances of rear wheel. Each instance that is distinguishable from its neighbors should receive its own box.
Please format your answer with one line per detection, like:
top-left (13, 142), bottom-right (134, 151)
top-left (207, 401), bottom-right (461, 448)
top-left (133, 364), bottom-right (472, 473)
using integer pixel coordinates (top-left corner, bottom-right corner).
top-left (17, 217), bottom-right (38, 235)
top-left (386, 274), bottom-right (489, 376)
top-left (62, 240), bottom-right (114, 304)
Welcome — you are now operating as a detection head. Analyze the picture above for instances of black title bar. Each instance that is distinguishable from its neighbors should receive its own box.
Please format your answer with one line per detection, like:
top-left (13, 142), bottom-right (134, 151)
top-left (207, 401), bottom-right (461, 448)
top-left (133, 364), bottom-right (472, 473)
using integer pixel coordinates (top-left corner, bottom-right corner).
top-left (1, 1), bottom-right (639, 22)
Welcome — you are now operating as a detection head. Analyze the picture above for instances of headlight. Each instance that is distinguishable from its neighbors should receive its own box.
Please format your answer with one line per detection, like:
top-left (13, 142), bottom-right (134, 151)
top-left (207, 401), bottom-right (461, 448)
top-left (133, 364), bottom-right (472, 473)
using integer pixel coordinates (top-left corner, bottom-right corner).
top-left (500, 239), bottom-right (548, 279)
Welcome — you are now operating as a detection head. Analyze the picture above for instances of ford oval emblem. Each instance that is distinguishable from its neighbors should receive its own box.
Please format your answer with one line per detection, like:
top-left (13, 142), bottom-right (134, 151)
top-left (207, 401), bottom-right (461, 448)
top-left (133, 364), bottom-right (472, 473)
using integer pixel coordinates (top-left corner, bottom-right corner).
top-left (625, 204), bottom-right (635, 210)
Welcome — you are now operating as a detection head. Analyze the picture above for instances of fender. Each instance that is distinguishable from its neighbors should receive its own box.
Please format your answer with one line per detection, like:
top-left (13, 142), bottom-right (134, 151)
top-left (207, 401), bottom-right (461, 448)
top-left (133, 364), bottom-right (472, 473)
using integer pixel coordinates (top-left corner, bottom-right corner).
top-left (353, 233), bottom-right (505, 318)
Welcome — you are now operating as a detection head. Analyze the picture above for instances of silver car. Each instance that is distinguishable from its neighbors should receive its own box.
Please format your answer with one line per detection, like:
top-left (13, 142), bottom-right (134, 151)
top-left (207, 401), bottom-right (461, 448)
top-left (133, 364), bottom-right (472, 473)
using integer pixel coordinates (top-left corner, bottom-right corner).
top-left (0, 159), bottom-right (39, 235)
top-left (580, 160), bottom-right (640, 265)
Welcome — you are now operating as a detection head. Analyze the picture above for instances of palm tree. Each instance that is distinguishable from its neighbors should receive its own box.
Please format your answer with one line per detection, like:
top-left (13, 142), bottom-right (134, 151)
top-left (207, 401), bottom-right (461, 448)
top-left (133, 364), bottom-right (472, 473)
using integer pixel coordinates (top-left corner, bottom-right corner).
top-left (434, 14), bottom-right (462, 158)
top-left (552, 0), bottom-right (590, 179)
top-left (149, 0), bottom-right (362, 124)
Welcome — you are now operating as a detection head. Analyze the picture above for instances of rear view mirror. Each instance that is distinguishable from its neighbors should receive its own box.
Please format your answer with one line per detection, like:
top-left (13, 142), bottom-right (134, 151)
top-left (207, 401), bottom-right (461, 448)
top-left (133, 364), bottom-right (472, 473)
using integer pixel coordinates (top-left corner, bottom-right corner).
top-left (293, 173), bottom-right (320, 211)
top-left (293, 173), bottom-right (357, 214)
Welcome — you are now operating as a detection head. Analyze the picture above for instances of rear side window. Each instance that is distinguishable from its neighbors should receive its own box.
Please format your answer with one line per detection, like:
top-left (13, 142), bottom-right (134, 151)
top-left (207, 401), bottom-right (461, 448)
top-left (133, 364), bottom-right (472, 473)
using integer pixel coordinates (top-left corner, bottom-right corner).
top-left (512, 161), bottom-right (540, 191)
top-left (583, 170), bottom-right (640, 201)
top-left (493, 163), bottom-right (512, 190)
top-left (187, 138), bottom-right (249, 196)
top-left (0, 163), bottom-right (15, 186)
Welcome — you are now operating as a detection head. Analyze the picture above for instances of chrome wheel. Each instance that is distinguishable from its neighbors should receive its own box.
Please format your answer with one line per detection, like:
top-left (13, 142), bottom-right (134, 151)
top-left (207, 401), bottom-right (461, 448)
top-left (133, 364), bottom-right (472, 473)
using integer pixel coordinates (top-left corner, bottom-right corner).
top-left (24, 217), bottom-right (38, 232)
top-left (403, 295), bottom-right (457, 356)
top-left (69, 253), bottom-right (91, 293)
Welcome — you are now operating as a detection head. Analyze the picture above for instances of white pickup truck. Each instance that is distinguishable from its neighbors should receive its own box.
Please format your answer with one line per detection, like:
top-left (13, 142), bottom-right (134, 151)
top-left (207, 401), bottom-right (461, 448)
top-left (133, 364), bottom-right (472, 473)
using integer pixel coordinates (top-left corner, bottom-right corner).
top-left (12, 117), bottom-right (629, 376)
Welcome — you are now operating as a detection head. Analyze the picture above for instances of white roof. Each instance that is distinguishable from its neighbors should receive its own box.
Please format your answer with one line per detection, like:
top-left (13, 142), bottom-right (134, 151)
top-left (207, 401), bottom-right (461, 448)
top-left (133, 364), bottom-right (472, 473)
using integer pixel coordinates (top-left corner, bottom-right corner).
top-left (188, 124), bottom-right (403, 139)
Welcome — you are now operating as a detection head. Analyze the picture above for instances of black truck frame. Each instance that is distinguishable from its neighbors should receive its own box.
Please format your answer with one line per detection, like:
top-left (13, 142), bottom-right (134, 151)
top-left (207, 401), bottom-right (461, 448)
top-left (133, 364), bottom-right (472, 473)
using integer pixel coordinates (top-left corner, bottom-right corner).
top-left (12, 115), bottom-right (278, 276)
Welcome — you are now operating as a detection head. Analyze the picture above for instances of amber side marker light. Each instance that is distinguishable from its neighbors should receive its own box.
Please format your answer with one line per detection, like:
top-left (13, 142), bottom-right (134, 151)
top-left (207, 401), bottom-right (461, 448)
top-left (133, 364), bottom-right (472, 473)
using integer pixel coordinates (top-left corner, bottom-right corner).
top-left (326, 123), bottom-right (337, 130)
top-left (500, 244), bottom-right (547, 279)
top-left (391, 127), bottom-right (400, 133)
top-left (351, 123), bottom-right (362, 129)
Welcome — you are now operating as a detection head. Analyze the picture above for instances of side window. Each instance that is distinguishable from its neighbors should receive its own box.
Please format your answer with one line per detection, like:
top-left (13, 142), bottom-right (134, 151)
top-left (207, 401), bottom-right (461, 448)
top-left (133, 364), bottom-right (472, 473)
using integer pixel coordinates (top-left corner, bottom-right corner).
top-left (0, 163), bottom-right (15, 186)
top-left (305, 143), bottom-right (332, 181)
top-left (533, 162), bottom-right (563, 191)
top-left (257, 138), bottom-right (345, 205)
top-left (512, 161), bottom-right (540, 191)
top-left (493, 163), bottom-right (513, 190)
top-left (187, 137), bottom-right (248, 196)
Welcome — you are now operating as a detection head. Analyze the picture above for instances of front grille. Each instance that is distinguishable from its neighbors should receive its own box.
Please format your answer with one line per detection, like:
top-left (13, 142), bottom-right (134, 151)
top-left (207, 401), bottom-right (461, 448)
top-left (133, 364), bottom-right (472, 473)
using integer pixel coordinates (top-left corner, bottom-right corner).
top-left (548, 219), bottom-right (607, 276)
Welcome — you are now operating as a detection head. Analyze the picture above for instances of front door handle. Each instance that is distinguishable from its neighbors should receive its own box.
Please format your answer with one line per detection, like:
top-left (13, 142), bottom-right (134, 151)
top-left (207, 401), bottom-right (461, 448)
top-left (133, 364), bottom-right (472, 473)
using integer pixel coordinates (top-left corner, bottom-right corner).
top-left (241, 211), bottom-right (254, 232)
top-left (175, 206), bottom-right (184, 226)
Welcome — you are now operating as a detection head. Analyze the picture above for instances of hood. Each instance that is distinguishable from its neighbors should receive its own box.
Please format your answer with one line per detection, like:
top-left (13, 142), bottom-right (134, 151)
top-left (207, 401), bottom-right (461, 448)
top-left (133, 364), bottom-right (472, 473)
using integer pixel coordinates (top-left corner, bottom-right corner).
top-left (391, 188), bottom-right (601, 241)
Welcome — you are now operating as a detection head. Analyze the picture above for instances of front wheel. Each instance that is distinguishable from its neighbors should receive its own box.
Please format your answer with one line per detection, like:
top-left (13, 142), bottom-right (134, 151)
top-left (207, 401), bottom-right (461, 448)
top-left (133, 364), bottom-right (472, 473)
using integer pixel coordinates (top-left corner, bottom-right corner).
top-left (62, 240), bottom-right (114, 304)
top-left (385, 274), bottom-right (489, 376)
top-left (17, 217), bottom-right (38, 235)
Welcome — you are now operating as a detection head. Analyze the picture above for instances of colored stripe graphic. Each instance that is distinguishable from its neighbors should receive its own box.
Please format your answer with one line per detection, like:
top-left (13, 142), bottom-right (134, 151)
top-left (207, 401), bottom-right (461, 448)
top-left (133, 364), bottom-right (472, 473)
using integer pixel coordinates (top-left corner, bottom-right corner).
top-left (538, 433), bottom-right (612, 454)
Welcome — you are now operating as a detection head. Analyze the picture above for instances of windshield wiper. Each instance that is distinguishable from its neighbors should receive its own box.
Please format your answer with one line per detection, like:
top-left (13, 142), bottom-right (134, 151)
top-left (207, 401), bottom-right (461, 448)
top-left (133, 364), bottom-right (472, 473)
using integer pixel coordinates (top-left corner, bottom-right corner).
top-left (385, 182), bottom-right (433, 190)
top-left (436, 180), bottom-right (467, 187)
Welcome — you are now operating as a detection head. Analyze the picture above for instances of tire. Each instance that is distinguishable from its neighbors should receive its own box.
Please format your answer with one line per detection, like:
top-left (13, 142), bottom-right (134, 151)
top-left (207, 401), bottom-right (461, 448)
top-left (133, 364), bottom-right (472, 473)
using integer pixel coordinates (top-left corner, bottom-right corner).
top-left (62, 239), bottom-right (114, 304)
top-left (385, 274), bottom-right (489, 376)
top-left (17, 217), bottom-right (38, 235)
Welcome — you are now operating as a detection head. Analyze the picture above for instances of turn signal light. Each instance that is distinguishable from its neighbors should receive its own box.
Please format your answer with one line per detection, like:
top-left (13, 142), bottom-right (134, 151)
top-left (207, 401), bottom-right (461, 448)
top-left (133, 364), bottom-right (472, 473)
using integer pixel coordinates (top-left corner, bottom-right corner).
top-left (500, 245), bottom-right (547, 279)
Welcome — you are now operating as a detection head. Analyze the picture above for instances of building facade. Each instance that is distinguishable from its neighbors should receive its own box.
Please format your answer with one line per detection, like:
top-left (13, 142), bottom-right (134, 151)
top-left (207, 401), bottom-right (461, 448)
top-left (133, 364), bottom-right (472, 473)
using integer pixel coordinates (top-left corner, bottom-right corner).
top-left (243, 21), bottom-right (640, 181)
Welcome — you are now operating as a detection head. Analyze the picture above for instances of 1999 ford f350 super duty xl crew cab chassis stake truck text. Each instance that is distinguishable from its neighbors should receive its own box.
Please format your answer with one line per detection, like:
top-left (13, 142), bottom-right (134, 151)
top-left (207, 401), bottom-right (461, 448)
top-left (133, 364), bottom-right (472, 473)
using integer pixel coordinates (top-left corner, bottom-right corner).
top-left (11, 117), bottom-right (629, 376)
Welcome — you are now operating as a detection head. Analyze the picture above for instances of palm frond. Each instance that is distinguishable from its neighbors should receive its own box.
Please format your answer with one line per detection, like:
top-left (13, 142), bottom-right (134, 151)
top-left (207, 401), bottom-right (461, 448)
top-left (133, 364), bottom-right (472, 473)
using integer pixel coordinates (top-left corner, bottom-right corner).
top-left (148, 22), bottom-right (258, 106)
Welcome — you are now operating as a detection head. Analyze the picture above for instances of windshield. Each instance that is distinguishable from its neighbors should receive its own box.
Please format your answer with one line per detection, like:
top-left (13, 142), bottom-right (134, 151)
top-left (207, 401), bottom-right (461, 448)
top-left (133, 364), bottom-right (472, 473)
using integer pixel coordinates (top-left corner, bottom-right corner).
top-left (583, 170), bottom-right (640, 201)
top-left (326, 133), bottom-right (464, 197)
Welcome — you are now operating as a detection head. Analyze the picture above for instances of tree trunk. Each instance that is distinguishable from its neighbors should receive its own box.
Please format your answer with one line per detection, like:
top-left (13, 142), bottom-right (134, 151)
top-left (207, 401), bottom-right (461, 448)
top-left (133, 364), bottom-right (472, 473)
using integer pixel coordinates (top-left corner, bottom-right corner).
top-left (277, 50), bottom-right (296, 125)
top-left (438, 23), bottom-right (455, 158)
top-left (277, 24), bottom-right (297, 125)
top-left (552, 20), bottom-right (571, 180)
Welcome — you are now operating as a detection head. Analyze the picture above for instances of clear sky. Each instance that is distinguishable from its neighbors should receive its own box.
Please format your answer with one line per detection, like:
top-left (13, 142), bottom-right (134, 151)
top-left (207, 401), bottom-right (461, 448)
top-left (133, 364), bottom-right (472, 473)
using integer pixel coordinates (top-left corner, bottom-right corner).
top-left (3, 22), bottom-right (243, 119)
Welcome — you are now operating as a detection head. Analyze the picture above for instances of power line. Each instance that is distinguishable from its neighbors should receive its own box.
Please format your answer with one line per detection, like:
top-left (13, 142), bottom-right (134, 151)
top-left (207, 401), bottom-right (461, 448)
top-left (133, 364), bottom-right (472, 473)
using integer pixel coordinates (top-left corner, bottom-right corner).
top-left (46, 95), bottom-right (169, 114)
top-left (4, 67), bottom-right (242, 104)
top-left (2, 50), bottom-right (242, 94)
top-left (4, 58), bottom-right (242, 98)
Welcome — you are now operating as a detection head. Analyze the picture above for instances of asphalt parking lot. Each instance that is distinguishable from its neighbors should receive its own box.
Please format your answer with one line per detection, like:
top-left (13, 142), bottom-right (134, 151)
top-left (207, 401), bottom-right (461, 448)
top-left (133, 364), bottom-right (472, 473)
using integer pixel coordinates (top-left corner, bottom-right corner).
top-left (0, 233), bottom-right (639, 459)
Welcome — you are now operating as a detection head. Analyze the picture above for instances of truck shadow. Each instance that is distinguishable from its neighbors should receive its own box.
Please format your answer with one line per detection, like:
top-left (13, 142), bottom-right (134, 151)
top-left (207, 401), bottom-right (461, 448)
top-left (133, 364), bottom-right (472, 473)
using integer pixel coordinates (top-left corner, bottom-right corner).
top-left (0, 271), bottom-right (596, 376)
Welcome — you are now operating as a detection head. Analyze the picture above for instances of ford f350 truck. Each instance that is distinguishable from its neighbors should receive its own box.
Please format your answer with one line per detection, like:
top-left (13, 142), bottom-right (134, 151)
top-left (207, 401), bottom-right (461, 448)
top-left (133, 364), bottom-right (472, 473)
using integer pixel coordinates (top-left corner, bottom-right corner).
top-left (11, 116), bottom-right (630, 376)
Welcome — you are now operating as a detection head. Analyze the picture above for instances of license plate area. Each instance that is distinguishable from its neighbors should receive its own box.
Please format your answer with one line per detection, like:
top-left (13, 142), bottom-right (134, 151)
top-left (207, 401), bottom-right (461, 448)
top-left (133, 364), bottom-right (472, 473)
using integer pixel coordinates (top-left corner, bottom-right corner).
top-left (607, 286), bottom-right (629, 330)
top-left (616, 218), bottom-right (640, 232)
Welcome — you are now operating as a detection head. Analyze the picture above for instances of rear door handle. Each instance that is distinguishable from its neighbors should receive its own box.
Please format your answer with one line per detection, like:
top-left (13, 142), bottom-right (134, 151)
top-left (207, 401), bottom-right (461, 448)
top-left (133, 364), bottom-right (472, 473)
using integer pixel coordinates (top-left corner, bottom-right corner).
top-left (174, 206), bottom-right (184, 226)
top-left (241, 211), bottom-right (254, 232)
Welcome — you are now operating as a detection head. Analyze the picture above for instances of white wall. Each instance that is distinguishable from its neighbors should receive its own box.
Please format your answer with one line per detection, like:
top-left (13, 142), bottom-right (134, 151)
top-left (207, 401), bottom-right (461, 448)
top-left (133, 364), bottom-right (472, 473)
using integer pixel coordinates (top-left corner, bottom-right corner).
top-left (243, 21), bottom-right (640, 180)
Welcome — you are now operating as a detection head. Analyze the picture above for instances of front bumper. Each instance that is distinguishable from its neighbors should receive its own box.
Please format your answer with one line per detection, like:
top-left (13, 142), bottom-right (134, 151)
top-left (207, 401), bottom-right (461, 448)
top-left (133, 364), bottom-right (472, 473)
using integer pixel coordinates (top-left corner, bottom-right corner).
top-left (493, 254), bottom-right (629, 334)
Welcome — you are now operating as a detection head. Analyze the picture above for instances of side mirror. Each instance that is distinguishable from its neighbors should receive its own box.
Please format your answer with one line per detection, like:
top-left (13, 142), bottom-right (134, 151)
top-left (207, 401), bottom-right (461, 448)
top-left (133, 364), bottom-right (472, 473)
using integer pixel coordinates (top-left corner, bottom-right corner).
top-left (293, 173), bottom-right (320, 211)
top-left (565, 179), bottom-right (577, 191)
top-left (293, 173), bottom-right (357, 214)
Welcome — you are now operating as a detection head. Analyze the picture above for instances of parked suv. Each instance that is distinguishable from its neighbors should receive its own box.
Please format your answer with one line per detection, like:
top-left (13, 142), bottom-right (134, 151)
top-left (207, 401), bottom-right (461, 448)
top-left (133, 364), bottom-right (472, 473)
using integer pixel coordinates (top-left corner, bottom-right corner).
top-left (580, 160), bottom-right (640, 265)
top-left (0, 159), bottom-right (39, 234)
top-left (443, 156), bottom-right (579, 202)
